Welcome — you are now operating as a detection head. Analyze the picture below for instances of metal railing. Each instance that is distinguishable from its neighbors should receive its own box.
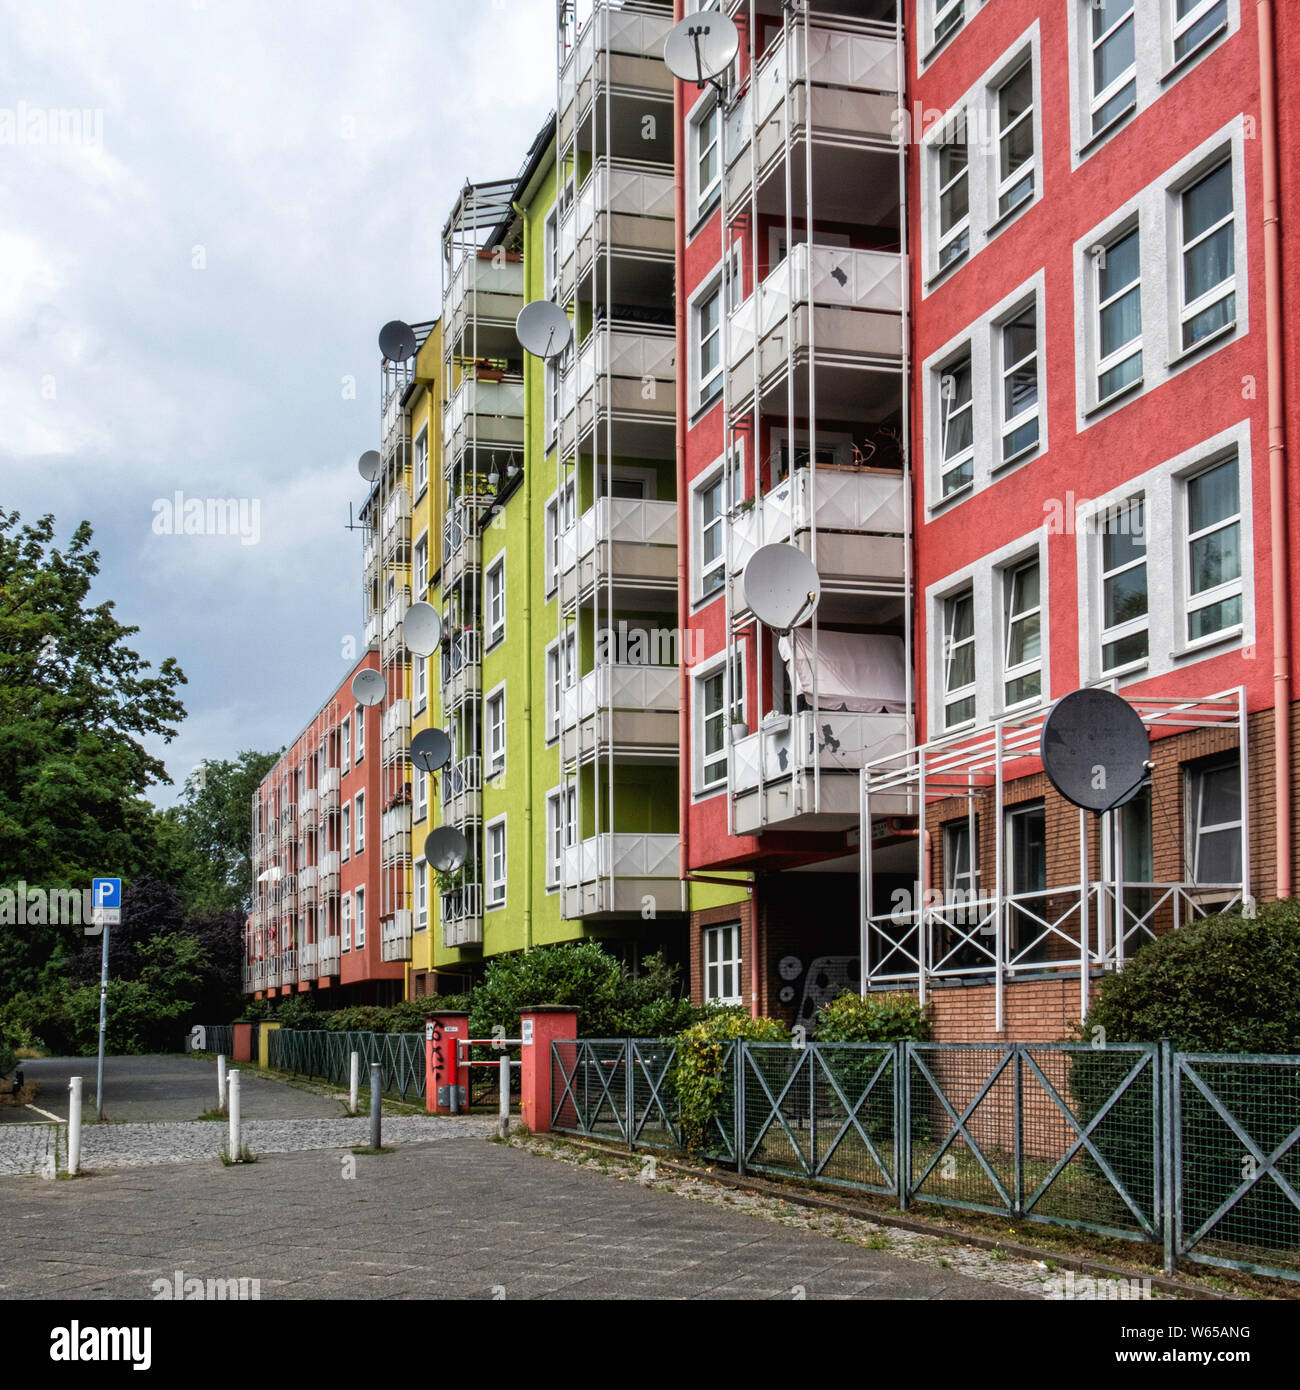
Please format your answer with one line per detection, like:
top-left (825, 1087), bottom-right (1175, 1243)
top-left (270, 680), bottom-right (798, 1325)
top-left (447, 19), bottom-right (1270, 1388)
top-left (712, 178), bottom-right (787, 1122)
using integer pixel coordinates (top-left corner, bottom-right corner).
top-left (550, 1038), bottom-right (1300, 1283)
top-left (268, 1029), bottom-right (427, 1103)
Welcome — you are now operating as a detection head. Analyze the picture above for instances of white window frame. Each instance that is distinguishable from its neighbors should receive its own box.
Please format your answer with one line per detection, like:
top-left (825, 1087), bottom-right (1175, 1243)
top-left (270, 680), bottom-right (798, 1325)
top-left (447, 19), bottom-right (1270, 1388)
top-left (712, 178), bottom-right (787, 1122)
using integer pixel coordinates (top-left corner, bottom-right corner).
top-left (694, 648), bottom-right (744, 796)
top-left (942, 588), bottom-right (976, 731)
top-left (354, 704), bottom-right (364, 760)
top-left (689, 95), bottom-right (721, 228)
top-left (486, 683), bottom-right (506, 778)
top-left (934, 112), bottom-right (970, 274)
top-left (544, 206), bottom-right (559, 297)
top-left (545, 632), bottom-right (576, 742)
top-left (1186, 754), bottom-right (1243, 887)
top-left (414, 532), bottom-right (428, 596)
top-left (998, 301), bottom-right (1040, 464)
top-left (1177, 158), bottom-right (1236, 354)
top-left (692, 279), bottom-right (724, 414)
top-left (414, 653), bottom-right (427, 712)
top-left (486, 815), bottom-right (507, 909)
top-left (354, 886), bottom-right (364, 948)
top-left (937, 349), bottom-right (974, 500)
top-left (1172, 0), bottom-right (1229, 68)
top-left (693, 459), bottom-right (728, 605)
top-left (354, 792), bottom-right (364, 852)
top-left (415, 861), bottom-right (428, 931)
top-left (341, 803), bottom-right (351, 861)
top-left (1182, 453), bottom-right (1243, 648)
top-left (485, 554), bottom-right (506, 648)
top-left (1097, 496), bottom-right (1150, 676)
top-left (1087, 0), bottom-right (1137, 143)
top-left (995, 59), bottom-right (1035, 221)
top-left (931, 0), bottom-right (965, 53)
top-left (341, 892), bottom-right (352, 952)
top-left (1093, 223), bottom-right (1144, 407)
top-left (341, 716), bottom-right (351, 773)
top-left (1001, 558), bottom-right (1043, 710)
top-left (414, 766), bottom-right (429, 823)
top-left (545, 479), bottom-right (576, 597)
top-left (414, 426), bottom-right (429, 497)
top-left (703, 922), bottom-right (743, 1006)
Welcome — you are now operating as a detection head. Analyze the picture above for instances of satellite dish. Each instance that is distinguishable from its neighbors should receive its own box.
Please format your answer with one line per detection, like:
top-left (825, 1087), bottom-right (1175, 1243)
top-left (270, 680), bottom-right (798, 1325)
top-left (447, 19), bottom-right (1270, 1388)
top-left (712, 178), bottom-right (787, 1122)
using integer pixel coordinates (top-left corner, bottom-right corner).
top-left (516, 301), bottom-right (573, 360)
top-left (742, 543), bottom-right (821, 632)
top-left (358, 450), bottom-right (381, 483)
top-left (403, 601), bottom-right (443, 657)
top-left (410, 728), bottom-right (452, 773)
top-left (1040, 689), bottom-right (1151, 814)
top-left (378, 320), bottom-right (417, 363)
top-left (663, 12), bottom-right (740, 84)
top-left (351, 668), bottom-right (386, 708)
top-left (424, 826), bottom-right (468, 873)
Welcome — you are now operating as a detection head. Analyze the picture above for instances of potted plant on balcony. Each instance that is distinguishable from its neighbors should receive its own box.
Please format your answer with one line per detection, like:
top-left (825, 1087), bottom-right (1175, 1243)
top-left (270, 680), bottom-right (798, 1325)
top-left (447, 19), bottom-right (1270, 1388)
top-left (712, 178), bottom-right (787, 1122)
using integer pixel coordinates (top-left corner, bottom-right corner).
top-left (435, 867), bottom-right (463, 897)
top-left (386, 784), bottom-right (412, 812)
top-left (473, 359), bottom-right (505, 383)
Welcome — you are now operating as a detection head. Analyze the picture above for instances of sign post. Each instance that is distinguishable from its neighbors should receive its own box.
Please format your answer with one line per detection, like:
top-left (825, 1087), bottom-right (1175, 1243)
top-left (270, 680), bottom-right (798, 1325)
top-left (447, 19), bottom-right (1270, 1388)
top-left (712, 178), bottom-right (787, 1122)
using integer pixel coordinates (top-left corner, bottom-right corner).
top-left (91, 878), bottom-right (121, 1121)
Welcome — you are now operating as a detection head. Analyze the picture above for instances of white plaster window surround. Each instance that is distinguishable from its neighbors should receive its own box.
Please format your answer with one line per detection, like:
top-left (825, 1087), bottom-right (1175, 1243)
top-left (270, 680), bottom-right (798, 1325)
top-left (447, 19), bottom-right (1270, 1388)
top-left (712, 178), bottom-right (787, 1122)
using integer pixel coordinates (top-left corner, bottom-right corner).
top-left (1074, 120), bottom-right (1249, 431)
top-left (1073, 420), bottom-right (1254, 685)
top-left (922, 26), bottom-right (1042, 292)
top-left (1066, 0), bottom-right (1239, 166)
top-left (919, 0), bottom-right (992, 72)
top-left (927, 527), bottom-right (1050, 733)
top-left (922, 270), bottom-right (1047, 515)
top-left (692, 643), bottom-right (745, 798)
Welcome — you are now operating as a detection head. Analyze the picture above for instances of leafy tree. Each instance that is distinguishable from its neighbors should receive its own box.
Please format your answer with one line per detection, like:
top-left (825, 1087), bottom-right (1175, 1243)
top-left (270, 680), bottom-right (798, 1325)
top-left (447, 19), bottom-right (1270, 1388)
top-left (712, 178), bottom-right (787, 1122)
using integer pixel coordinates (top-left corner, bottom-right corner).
top-left (173, 751), bottom-right (281, 915)
top-left (66, 933), bottom-right (209, 1054)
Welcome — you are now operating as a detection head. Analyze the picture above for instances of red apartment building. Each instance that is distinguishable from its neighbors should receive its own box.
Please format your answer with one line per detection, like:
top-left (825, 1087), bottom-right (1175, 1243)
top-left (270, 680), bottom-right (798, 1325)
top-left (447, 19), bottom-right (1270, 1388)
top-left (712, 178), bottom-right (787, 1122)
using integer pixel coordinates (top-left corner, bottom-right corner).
top-left (245, 651), bottom-right (405, 1006)
top-left (677, 0), bottom-right (1300, 1040)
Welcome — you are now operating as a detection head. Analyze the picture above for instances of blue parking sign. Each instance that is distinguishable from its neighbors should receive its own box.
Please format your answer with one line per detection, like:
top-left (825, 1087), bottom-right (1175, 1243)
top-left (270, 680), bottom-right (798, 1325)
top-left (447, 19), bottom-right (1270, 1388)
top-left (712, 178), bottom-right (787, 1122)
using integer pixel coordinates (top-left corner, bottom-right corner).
top-left (92, 878), bottom-right (121, 909)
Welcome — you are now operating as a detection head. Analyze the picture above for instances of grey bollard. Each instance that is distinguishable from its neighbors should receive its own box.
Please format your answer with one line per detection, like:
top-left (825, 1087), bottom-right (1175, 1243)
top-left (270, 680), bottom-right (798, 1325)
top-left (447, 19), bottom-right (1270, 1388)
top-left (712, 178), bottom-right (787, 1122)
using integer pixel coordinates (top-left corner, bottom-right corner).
top-left (369, 1062), bottom-right (382, 1149)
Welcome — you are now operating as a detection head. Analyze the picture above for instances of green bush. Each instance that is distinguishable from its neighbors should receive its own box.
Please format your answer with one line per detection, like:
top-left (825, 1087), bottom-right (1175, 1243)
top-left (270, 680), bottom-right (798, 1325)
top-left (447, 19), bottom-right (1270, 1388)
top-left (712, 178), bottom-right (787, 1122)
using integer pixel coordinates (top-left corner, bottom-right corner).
top-left (812, 990), bottom-right (931, 1043)
top-left (270, 993), bottom-right (319, 1030)
top-left (671, 1010), bottom-right (788, 1153)
top-left (65, 933), bottom-right (208, 1054)
top-left (1, 983), bottom-right (77, 1055)
top-left (0, 1035), bottom-right (15, 1079)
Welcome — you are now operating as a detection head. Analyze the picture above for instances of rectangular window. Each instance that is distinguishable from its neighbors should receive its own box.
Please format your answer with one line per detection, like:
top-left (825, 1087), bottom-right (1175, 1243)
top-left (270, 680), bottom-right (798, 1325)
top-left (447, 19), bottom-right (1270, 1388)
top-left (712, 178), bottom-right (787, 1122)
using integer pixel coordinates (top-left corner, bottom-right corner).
top-left (1186, 755), bottom-right (1242, 884)
top-left (1003, 559), bottom-right (1042, 707)
top-left (698, 470), bottom-right (726, 598)
top-left (1100, 497), bottom-right (1149, 671)
top-left (341, 803), bottom-right (351, 861)
top-left (1185, 455), bottom-right (1242, 641)
top-left (414, 654), bottom-right (427, 711)
top-left (354, 793), bottom-right (364, 852)
top-left (546, 633), bottom-right (576, 740)
top-left (1089, 0), bottom-right (1137, 139)
top-left (1096, 227), bottom-right (1142, 402)
top-left (699, 655), bottom-right (743, 791)
top-left (943, 816), bottom-right (981, 933)
top-left (354, 887), bottom-right (364, 948)
top-left (486, 687), bottom-right (506, 776)
top-left (414, 535), bottom-right (428, 596)
top-left (996, 62), bottom-right (1034, 219)
top-left (1005, 801), bottom-right (1047, 953)
top-left (933, 0), bottom-right (964, 49)
top-left (341, 717), bottom-right (351, 772)
top-left (1173, 0), bottom-right (1228, 64)
top-left (1179, 160), bottom-right (1235, 350)
top-left (414, 767), bottom-right (428, 823)
top-left (693, 101), bottom-right (721, 221)
top-left (943, 589), bottom-right (976, 728)
top-left (487, 818), bottom-right (507, 907)
top-left (415, 862), bottom-right (428, 931)
top-left (939, 353), bottom-right (974, 497)
top-left (485, 556), bottom-right (505, 647)
top-left (937, 117), bottom-right (970, 271)
top-left (544, 207), bottom-right (558, 295)
top-left (342, 893), bottom-right (352, 952)
top-left (695, 284), bottom-right (723, 408)
top-left (354, 705), bottom-right (364, 760)
top-left (414, 427), bottom-right (429, 496)
top-left (1000, 307), bottom-right (1039, 462)
top-left (546, 787), bottom-right (575, 889)
top-left (704, 923), bottom-right (742, 1005)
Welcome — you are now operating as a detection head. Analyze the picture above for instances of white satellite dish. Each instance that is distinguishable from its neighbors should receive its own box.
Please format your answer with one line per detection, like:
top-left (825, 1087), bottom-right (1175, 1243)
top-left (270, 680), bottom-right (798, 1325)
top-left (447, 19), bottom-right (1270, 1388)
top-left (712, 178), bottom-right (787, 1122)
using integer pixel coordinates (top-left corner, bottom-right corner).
top-left (663, 12), bottom-right (739, 85)
top-left (424, 826), bottom-right (468, 873)
top-left (358, 450), bottom-right (381, 483)
top-left (516, 301), bottom-right (573, 361)
top-left (351, 668), bottom-right (386, 707)
top-left (403, 601), bottom-right (443, 657)
top-left (410, 728), bottom-right (452, 773)
top-left (742, 543), bottom-right (821, 632)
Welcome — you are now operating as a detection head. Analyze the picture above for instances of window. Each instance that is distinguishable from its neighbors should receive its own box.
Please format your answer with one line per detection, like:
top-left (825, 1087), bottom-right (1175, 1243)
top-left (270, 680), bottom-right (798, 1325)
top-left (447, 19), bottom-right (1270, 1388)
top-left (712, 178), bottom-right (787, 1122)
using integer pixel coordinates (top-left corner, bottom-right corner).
top-left (1185, 455), bottom-right (1241, 642)
top-left (696, 468), bottom-right (727, 599)
top-left (931, 0), bottom-right (964, 50)
top-left (414, 654), bottom-right (427, 711)
top-left (1174, 0), bottom-right (1227, 65)
top-left (1179, 161), bottom-right (1235, 350)
top-left (1095, 227), bottom-right (1142, 403)
top-left (354, 887), bottom-right (364, 948)
top-left (1186, 755), bottom-right (1241, 884)
top-left (487, 817), bottom-right (507, 907)
top-left (939, 353), bottom-right (974, 497)
top-left (1088, 0), bottom-right (1136, 140)
top-left (544, 207), bottom-right (558, 295)
top-left (415, 862), bottom-right (428, 931)
top-left (486, 686), bottom-right (506, 776)
top-left (695, 284), bottom-right (723, 409)
top-left (545, 786), bottom-right (576, 889)
top-left (1099, 497), bottom-right (1149, 671)
top-left (485, 555), bottom-right (505, 647)
top-left (354, 705), bottom-right (364, 760)
top-left (414, 767), bottom-right (428, 822)
top-left (1002, 560), bottom-right (1042, 707)
top-left (544, 481), bottom-right (575, 594)
top-left (414, 534), bottom-right (428, 596)
top-left (996, 63), bottom-right (1034, 219)
top-left (341, 893), bottom-right (352, 952)
top-left (937, 117), bottom-right (969, 271)
top-left (698, 654), bottom-right (743, 792)
top-left (546, 632), bottom-right (576, 740)
top-left (943, 819), bottom-right (980, 906)
top-left (1005, 801), bottom-right (1047, 953)
top-left (341, 717), bottom-right (351, 772)
top-left (692, 99), bottom-right (721, 223)
top-left (943, 589), bottom-right (976, 728)
top-left (341, 803), bottom-right (351, 861)
top-left (703, 923), bottom-right (742, 1005)
top-left (354, 793), bottom-right (364, 852)
top-left (1000, 306), bottom-right (1039, 462)
top-left (414, 426), bottom-right (428, 497)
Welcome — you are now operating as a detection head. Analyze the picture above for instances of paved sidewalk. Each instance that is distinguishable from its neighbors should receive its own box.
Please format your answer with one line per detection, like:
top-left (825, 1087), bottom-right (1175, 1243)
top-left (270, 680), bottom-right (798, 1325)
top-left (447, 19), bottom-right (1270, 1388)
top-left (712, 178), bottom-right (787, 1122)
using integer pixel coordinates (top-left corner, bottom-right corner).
top-left (0, 1137), bottom-right (1037, 1300)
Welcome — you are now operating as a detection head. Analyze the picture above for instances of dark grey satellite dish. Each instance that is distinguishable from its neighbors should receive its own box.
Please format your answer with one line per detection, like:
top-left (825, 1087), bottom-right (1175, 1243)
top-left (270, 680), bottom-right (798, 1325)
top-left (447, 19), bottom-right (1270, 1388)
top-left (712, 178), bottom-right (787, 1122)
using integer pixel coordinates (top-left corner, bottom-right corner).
top-left (1040, 689), bottom-right (1151, 814)
top-left (664, 12), bottom-right (740, 84)
top-left (424, 825), bottom-right (468, 873)
top-left (378, 320), bottom-right (417, 363)
top-left (351, 668), bottom-right (386, 708)
top-left (358, 450), bottom-right (381, 483)
top-left (742, 543), bottom-right (821, 632)
top-left (403, 602), bottom-right (443, 657)
top-left (410, 728), bottom-right (451, 773)
top-left (516, 301), bottom-right (573, 360)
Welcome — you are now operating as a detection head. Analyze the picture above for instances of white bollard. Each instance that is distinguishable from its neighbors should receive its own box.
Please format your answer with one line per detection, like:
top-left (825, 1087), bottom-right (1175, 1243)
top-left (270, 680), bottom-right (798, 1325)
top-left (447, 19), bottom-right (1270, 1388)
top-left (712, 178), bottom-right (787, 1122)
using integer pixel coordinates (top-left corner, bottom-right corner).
top-left (217, 1054), bottom-right (228, 1113)
top-left (68, 1076), bottom-right (83, 1175)
top-left (498, 1055), bottom-right (511, 1138)
top-left (349, 1051), bottom-right (360, 1116)
top-left (227, 1070), bottom-right (241, 1162)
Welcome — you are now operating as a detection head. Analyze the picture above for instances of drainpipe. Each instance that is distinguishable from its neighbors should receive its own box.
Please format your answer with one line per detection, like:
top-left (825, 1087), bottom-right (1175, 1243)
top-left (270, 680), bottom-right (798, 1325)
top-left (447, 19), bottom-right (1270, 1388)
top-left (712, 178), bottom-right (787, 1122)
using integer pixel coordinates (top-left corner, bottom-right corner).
top-left (1258, 0), bottom-right (1291, 898)
top-left (515, 199), bottom-right (536, 949)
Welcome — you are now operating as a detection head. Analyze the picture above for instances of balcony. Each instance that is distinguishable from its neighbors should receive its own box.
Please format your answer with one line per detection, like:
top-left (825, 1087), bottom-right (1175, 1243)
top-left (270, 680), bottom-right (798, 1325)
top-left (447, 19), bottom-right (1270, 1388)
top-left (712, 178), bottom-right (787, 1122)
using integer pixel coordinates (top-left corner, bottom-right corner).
top-left (299, 864), bottom-right (319, 909)
top-left (279, 806), bottom-right (295, 844)
top-left (730, 464), bottom-right (905, 608)
top-left (726, 17), bottom-right (900, 222)
top-left (440, 755), bottom-right (482, 827)
top-left (559, 662), bottom-right (678, 764)
top-left (560, 832), bottom-right (684, 918)
top-left (281, 875), bottom-right (297, 913)
top-left (382, 587), bottom-right (412, 662)
top-left (299, 940), bottom-right (317, 981)
top-left (364, 611), bottom-right (380, 650)
top-left (441, 883), bottom-right (484, 949)
top-left (732, 709), bottom-right (913, 835)
top-left (320, 767), bottom-right (340, 816)
top-left (441, 629), bottom-right (482, 710)
top-left (381, 698), bottom-right (412, 764)
top-left (441, 505), bottom-right (482, 590)
top-left (443, 374), bottom-right (525, 464)
top-left (558, 1), bottom-right (674, 159)
top-left (381, 910), bottom-right (413, 963)
top-left (279, 950), bottom-right (298, 988)
top-left (557, 497), bottom-right (677, 610)
top-left (728, 244), bottom-right (903, 420)
top-left (362, 534), bottom-right (377, 576)
top-left (381, 488), bottom-right (412, 561)
top-left (557, 161), bottom-right (674, 305)
top-left (558, 322), bottom-right (674, 455)
top-left (443, 252), bottom-right (524, 358)
top-left (318, 934), bottom-right (341, 977)
top-left (320, 851), bottom-right (341, 899)
top-left (300, 788), bottom-right (319, 832)
top-left (381, 806), bottom-right (412, 866)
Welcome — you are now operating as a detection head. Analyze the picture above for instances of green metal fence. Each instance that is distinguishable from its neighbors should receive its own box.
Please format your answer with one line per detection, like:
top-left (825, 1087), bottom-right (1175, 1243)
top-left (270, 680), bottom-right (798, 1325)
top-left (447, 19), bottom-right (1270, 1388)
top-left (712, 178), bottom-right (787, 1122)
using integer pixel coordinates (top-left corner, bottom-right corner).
top-left (550, 1037), bottom-right (1300, 1284)
top-left (268, 1029), bottom-right (426, 1102)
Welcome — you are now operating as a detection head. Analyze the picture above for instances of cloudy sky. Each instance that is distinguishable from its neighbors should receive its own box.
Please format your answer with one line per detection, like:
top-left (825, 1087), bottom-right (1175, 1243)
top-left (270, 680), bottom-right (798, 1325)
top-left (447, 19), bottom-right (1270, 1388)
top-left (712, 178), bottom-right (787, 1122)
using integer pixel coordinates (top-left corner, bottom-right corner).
top-left (0, 0), bottom-right (555, 803)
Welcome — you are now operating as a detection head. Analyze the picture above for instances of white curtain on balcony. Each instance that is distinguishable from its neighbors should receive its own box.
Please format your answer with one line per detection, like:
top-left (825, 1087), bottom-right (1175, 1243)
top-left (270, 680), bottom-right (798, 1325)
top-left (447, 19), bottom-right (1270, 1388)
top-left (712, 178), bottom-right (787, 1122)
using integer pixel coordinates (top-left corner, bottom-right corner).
top-left (780, 630), bottom-right (906, 713)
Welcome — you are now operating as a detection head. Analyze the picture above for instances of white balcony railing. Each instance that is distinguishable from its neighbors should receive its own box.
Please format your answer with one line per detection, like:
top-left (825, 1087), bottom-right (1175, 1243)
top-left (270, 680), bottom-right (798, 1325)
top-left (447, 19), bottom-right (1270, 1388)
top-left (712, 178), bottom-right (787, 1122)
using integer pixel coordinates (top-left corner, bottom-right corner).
top-left (320, 767), bottom-right (340, 815)
top-left (441, 883), bottom-right (484, 948)
top-left (320, 851), bottom-right (341, 898)
top-left (558, 1), bottom-right (673, 120)
top-left (440, 755), bottom-right (482, 810)
top-left (381, 806), bottom-right (412, 863)
top-left (364, 611), bottom-right (380, 649)
top-left (557, 161), bottom-right (674, 277)
top-left (381, 488), bottom-right (412, 546)
top-left (747, 19), bottom-right (898, 133)
top-left (561, 662), bottom-right (677, 730)
top-left (732, 711), bottom-right (913, 793)
top-left (318, 934), bottom-right (341, 977)
top-left (561, 833), bottom-right (680, 888)
top-left (557, 497), bottom-right (677, 576)
top-left (299, 788), bottom-right (319, 831)
top-left (443, 252), bottom-right (525, 327)
top-left (557, 323), bottom-right (675, 430)
top-left (299, 864), bottom-right (319, 908)
top-left (381, 699), bottom-right (412, 762)
top-left (381, 910), bottom-right (413, 962)
top-left (299, 941), bottom-right (317, 978)
top-left (443, 376), bottom-right (525, 452)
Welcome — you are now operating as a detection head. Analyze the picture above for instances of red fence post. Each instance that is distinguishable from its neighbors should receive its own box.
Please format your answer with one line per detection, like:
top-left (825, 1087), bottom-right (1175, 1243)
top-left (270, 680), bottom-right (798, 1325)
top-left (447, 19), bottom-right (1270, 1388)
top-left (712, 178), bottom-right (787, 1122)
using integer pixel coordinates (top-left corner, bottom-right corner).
top-left (424, 1012), bottom-right (471, 1114)
top-left (519, 1007), bottom-right (578, 1134)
